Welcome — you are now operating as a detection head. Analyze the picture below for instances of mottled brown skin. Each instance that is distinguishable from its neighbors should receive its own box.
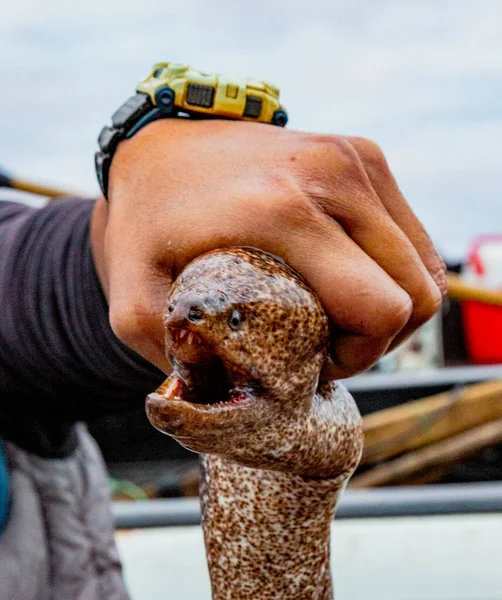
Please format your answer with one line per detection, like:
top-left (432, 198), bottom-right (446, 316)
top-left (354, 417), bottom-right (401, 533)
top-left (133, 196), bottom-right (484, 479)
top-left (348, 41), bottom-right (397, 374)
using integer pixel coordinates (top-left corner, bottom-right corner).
top-left (146, 248), bottom-right (363, 599)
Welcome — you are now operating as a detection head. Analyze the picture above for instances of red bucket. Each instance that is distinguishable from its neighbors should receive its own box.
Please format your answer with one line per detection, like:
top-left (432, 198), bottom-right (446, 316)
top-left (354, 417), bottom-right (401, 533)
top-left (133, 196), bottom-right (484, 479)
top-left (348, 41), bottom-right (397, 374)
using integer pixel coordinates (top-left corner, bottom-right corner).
top-left (462, 301), bottom-right (502, 364)
top-left (461, 235), bottom-right (502, 365)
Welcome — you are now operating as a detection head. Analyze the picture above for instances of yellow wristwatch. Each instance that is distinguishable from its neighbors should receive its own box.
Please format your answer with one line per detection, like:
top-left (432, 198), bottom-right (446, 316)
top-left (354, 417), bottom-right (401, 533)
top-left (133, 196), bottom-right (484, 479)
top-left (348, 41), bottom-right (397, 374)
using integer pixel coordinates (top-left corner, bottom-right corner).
top-left (95, 62), bottom-right (288, 199)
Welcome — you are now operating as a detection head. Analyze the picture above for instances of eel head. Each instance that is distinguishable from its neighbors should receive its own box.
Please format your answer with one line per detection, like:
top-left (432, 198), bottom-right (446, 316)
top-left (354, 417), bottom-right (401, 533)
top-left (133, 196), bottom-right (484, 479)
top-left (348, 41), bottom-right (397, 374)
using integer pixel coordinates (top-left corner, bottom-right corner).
top-left (146, 248), bottom-right (362, 478)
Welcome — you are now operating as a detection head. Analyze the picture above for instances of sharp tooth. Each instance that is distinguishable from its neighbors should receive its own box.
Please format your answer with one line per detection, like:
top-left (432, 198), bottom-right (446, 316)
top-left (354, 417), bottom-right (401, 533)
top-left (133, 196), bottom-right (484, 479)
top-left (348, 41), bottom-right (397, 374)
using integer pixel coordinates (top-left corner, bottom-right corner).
top-left (179, 330), bottom-right (187, 340)
top-left (187, 333), bottom-right (194, 345)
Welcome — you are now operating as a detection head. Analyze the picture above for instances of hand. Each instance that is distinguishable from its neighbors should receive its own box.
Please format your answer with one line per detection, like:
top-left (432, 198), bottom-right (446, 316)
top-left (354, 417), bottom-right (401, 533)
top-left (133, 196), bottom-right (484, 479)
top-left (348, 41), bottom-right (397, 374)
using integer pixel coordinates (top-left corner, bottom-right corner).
top-left (91, 119), bottom-right (446, 379)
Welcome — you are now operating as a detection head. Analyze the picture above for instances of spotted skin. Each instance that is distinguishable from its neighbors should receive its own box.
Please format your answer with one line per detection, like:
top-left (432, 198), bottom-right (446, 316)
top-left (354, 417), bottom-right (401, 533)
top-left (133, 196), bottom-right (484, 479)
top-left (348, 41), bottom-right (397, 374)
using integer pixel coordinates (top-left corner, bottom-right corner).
top-left (146, 248), bottom-right (363, 599)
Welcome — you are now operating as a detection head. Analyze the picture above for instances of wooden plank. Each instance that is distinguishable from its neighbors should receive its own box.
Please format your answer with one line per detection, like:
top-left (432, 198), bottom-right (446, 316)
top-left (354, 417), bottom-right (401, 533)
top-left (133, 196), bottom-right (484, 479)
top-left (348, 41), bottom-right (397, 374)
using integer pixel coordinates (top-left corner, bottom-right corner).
top-left (361, 380), bottom-right (502, 465)
top-left (388, 465), bottom-right (451, 486)
top-left (447, 273), bottom-right (502, 307)
top-left (351, 419), bottom-right (502, 488)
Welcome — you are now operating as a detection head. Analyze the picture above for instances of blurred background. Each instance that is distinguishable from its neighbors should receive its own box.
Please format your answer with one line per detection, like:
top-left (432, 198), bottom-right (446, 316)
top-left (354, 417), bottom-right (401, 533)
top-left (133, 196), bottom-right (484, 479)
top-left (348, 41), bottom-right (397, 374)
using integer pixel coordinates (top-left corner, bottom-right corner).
top-left (1, 0), bottom-right (501, 261)
top-left (2, 2), bottom-right (502, 598)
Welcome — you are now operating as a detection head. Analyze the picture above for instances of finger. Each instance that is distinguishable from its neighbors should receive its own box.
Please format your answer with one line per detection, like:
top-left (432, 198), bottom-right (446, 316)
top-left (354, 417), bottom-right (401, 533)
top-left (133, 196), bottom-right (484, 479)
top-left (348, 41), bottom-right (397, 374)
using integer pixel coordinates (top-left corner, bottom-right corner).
top-left (271, 206), bottom-right (413, 377)
top-left (323, 333), bottom-right (391, 379)
top-left (301, 137), bottom-right (441, 341)
top-left (105, 213), bottom-right (173, 373)
top-left (344, 136), bottom-right (446, 346)
top-left (345, 136), bottom-right (446, 292)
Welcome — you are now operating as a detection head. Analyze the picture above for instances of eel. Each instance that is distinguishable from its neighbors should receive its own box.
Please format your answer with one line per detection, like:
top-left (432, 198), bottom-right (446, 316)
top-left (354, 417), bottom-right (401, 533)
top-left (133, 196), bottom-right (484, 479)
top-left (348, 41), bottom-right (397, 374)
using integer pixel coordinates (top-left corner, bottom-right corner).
top-left (146, 247), bottom-right (363, 600)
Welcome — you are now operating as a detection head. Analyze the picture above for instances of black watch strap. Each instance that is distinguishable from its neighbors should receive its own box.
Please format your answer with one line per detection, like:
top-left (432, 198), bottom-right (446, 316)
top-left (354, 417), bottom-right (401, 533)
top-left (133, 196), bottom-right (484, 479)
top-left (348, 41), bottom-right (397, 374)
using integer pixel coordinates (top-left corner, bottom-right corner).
top-left (95, 92), bottom-right (167, 199)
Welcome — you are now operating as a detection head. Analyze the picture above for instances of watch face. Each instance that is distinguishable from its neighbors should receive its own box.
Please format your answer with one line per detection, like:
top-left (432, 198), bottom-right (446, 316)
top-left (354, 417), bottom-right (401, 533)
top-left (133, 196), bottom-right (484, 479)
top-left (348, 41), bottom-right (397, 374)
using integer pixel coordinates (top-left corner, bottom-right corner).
top-left (136, 62), bottom-right (287, 125)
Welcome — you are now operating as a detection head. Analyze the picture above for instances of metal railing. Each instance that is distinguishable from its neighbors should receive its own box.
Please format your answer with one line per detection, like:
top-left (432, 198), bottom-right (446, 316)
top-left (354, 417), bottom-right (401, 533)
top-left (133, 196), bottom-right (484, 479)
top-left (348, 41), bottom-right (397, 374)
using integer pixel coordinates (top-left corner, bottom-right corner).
top-left (113, 482), bottom-right (502, 529)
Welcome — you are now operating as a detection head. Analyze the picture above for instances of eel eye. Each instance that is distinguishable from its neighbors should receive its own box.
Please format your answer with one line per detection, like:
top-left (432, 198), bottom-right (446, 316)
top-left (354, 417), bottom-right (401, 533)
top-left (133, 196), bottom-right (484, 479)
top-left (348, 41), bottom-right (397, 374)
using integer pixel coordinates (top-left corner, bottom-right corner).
top-left (228, 309), bottom-right (243, 330)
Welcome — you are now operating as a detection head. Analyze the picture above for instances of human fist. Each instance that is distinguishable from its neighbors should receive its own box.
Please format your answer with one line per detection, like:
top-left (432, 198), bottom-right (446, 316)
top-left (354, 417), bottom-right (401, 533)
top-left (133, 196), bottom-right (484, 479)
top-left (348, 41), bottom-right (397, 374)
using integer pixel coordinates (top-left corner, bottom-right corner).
top-left (91, 119), bottom-right (445, 379)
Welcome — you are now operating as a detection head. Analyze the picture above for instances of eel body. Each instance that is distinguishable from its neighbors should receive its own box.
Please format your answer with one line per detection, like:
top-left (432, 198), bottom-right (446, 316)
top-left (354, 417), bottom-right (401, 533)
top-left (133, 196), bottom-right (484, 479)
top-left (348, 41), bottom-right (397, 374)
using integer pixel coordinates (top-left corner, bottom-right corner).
top-left (146, 248), bottom-right (363, 599)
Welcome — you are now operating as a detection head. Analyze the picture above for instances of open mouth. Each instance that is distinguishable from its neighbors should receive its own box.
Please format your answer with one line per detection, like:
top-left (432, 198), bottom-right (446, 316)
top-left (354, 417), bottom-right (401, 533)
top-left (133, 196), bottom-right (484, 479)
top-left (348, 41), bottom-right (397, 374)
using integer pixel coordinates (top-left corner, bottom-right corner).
top-left (168, 326), bottom-right (214, 366)
top-left (171, 328), bottom-right (203, 346)
top-left (163, 327), bottom-right (254, 409)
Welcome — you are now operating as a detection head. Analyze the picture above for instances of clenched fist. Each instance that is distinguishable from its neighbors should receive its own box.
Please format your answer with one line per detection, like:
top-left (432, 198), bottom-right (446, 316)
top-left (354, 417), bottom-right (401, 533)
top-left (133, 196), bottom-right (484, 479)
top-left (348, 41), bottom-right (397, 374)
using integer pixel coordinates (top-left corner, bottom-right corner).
top-left (90, 119), bottom-right (446, 379)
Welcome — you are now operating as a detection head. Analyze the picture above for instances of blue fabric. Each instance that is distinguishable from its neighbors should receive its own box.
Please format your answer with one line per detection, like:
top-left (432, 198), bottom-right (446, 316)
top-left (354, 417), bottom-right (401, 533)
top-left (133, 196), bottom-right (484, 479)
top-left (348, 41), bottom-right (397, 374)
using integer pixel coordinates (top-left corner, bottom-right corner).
top-left (0, 440), bottom-right (9, 536)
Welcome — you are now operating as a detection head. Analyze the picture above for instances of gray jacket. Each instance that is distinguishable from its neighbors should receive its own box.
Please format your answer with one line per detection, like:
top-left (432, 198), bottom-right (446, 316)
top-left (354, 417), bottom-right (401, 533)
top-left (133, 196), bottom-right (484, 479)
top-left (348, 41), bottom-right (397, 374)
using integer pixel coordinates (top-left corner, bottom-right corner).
top-left (0, 425), bottom-right (130, 600)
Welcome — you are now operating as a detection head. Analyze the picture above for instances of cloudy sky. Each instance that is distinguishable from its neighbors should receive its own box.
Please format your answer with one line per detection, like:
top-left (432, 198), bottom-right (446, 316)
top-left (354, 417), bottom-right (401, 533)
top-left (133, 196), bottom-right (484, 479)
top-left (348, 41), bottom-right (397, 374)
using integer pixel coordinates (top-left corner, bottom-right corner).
top-left (1, 0), bottom-right (501, 260)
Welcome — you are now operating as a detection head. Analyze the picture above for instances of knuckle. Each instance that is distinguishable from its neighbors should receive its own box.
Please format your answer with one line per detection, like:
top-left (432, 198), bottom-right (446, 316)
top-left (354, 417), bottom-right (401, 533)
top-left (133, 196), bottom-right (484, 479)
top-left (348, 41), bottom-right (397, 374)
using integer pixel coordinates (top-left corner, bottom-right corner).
top-left (351, 136), bottom-right (385, 162)
top-left (350, 137), bottom-right (390, 178)
top-left (373, 295), bottom-right (413, 338)
top-left (413, 281), bottom-right (444, 326)
top-left (266, 180), bottom-right (320, 228)
top-left (306, 133), bottom-right (363, 179)
top-left (432, 260), bottom-right (448, 299)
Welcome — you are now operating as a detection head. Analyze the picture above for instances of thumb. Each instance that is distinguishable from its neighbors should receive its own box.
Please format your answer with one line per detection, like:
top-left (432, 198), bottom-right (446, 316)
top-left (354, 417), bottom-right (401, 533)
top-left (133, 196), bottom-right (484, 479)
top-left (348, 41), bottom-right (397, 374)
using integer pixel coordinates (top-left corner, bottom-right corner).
top-left (107, 256), bottom-right (173, 373)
